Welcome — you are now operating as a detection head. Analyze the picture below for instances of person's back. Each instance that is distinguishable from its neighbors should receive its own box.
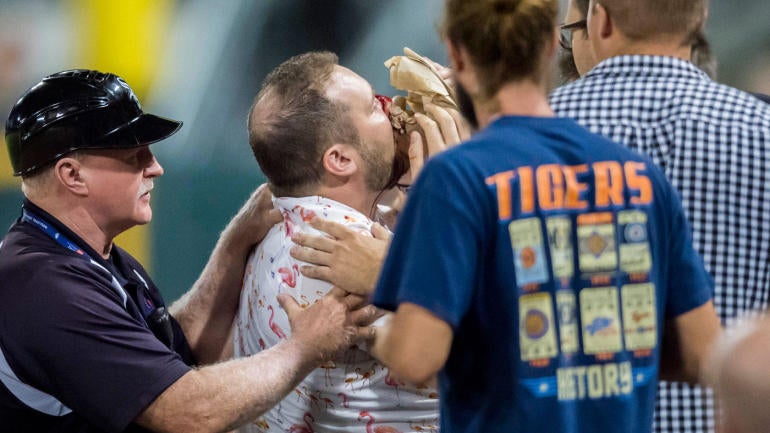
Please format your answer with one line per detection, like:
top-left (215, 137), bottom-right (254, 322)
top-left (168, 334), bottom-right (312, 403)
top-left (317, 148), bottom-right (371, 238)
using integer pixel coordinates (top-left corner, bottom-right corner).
top-left (369, 2), bottom-right (718, 432)
top-left (549, 3), bottom-right (770, 429)
top-left (234, 51), bottom-right (439, 433)
top-left (235, 197), bottom-right (438, 432)
top-left (376, 115), bottom-right (712, 433)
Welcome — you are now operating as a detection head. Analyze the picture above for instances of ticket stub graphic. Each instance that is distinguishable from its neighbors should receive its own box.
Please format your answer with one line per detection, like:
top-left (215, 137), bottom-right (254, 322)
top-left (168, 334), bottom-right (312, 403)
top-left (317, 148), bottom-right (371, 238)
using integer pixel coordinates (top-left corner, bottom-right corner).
top-left (556, 291), bottom-right (579, 354)
top-left (520, 292), bottom-right (559, 361)
top-left (509, 218), bottom-right (549, 287)
top-left (618, 210), bottom-right (652, 273)
top-left (621, 283), bottom-right (657, 351)
top-left (577, 213), bottom-right (617, 274)
top-left (580, 287), bottom-right (623, 354)
top-left (547, 216), bottom-right (574, 280)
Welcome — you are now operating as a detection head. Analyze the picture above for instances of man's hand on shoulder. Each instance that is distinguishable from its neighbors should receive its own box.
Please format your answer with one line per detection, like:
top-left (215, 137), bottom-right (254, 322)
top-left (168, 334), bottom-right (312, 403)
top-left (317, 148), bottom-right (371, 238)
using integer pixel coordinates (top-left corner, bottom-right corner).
top-left (224, 183), bottom-right (282, 254)
top-left (280, 287), bottom-right (380, 363)
top-left (289, 217), bottom-right (390, 296)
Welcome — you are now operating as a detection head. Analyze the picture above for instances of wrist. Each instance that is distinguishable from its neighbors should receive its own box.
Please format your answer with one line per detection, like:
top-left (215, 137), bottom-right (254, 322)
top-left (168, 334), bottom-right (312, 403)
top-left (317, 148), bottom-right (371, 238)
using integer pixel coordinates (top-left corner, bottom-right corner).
top-left (281, 336), bottom-right (324, 373)
top-left (218, 221), bottom-right (256, 258)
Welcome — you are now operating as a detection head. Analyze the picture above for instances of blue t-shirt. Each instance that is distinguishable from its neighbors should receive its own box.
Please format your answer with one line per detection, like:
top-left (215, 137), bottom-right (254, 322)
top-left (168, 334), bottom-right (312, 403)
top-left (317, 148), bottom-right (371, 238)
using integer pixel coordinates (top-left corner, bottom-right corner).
top-left (373, 116), bottom-right (713, 433)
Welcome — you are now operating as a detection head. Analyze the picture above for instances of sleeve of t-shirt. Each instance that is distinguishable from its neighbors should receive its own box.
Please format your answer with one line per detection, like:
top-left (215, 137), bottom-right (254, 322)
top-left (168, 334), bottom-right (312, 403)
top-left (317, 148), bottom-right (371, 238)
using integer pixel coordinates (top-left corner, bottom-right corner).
top-left (6, 259), bottom-right (191, 432)
top-left (372, 156), bottom-right (485, 330)
top-left (658, 176), bottom-right (715, 317)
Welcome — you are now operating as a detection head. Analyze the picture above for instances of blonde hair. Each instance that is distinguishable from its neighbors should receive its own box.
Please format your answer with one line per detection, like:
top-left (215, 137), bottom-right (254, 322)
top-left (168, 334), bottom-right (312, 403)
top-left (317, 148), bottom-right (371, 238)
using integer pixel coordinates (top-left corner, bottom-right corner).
top-left (442, 0), bottom-right (559, 98)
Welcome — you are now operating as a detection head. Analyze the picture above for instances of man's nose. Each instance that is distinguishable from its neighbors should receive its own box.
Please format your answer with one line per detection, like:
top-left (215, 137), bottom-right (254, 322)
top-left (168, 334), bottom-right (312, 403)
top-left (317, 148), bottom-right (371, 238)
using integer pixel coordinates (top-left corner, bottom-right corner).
top-left (146, 155), bottom-right (164, 177)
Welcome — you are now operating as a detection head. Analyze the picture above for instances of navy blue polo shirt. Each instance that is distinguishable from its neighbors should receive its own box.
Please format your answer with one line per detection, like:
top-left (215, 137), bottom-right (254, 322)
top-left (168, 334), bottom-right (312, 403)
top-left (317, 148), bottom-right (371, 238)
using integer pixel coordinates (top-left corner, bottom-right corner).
top-left (0, 200), bottom-right (194, 433)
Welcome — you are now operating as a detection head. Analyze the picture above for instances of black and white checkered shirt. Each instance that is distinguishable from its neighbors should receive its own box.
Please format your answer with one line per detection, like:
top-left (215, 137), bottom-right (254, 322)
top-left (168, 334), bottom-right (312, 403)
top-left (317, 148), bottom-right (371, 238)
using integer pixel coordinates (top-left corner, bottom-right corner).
top-left (550, 55), bottom-right (770, 433)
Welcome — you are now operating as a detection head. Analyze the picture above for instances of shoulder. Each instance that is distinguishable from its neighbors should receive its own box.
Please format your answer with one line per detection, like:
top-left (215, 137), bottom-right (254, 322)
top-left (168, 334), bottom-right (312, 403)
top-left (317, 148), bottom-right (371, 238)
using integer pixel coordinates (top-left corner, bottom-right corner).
top-left (754, 93), bottom-right (770, 104)
top-left (680, 81), bottom-right (770, 127)
top-left (111, 244), bottom-right (156, 286)
top-left (0, 228), bottom-right (125, 320)
top-left (549, 78), bottom-right (592, 105)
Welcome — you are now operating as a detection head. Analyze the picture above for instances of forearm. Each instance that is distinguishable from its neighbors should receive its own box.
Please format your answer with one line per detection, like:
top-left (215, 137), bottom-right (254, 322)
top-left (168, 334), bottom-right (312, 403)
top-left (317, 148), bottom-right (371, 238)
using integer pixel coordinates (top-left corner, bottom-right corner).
top-left (170, 222), bottom-right (254, 364)
top-left (372, 303), bottom-right (451, 386)
top-left (138, 339), bottom-right (318, 433)
top-left (660, 301), bottom-right (721, 384)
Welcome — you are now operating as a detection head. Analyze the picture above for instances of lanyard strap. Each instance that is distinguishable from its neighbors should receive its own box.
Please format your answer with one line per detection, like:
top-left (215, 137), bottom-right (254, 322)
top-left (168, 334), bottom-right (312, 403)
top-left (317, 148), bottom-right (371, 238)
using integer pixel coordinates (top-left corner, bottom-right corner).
top-left (21, 209), bottom-right (89, 259)
top-left (21, 208), bottom-right (128, 308)
top-left (21, 208), bottom-right (174, 348)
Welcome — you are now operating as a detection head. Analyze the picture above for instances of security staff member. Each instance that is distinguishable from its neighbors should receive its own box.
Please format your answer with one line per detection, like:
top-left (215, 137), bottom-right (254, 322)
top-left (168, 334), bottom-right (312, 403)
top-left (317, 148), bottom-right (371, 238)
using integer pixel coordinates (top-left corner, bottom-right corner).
top-left (0, 70), bottom-right (375, 433)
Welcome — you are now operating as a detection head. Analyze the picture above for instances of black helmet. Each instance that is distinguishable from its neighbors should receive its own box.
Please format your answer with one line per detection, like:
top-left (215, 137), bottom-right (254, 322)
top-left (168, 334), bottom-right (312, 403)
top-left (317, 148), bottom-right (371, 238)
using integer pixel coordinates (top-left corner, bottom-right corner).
top-left (5, 69), bottom-right (182, 176)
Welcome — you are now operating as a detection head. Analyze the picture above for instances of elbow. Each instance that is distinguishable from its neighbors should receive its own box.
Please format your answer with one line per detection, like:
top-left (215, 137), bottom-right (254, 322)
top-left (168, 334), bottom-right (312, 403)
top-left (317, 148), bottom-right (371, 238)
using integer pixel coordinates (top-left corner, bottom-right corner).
top-left (385, 356), bottom-right (441, 388)
top-left (138, 370), bottom-right (237, 433)
top-left (395, 371), bottom-right (437, 389)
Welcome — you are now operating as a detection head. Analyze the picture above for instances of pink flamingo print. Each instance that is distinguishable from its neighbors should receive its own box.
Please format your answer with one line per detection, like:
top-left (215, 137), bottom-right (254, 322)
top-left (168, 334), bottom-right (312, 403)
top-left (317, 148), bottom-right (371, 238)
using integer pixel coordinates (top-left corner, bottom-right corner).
top-left (301, 386), bottom-right (320, 409)
top-left (354, 362), bottom-right (379, 389)
top-left (384, 373), bottom-right (402, 404)
top-left (288, 412), bottom-right (314, 433)
top-left (267, 305), bottom-right (287, 339)
top-left (283, 212), bottom-right (295, 237)
top-left (316, 392), bottom-right (335, 409)
top-left (319, 361), bottom-right (337, 386)
top-left (410, 421), bottom-right (439, 433)
top-left (278, 264), bottom-right (299, 288)
top-left (293, 387), bottom-right (307, 403)
top-left (344, 374), bottom-right (357, 390)
top-left (293, 205), bottom-right (317, 222)
top-left (253, 417), bottom-right (270, 430)
top-left (258, 338), bottom-right (266, 350)
top-left (337, 392), bottom-right (349, 408)
top-left (358, 411), bottom-right (403, 433)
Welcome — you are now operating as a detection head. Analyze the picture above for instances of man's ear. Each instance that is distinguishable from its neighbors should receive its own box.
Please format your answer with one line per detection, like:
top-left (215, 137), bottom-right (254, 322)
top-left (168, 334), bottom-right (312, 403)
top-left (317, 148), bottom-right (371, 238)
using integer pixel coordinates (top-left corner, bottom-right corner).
top-left (322, 143), bottom-right (359, 178)
top-left (594, 1), bottom-right (613, 39)
top-left (546, 27), bottom-right (560, 59)
top-left (53, 157), bottom-right (89, 196)
top-left (446, 41), bottom-right (481, 96)
top-left (446, 40), bottom-right (464, 73)
top-left (587, 0), bottom-right (614, 59)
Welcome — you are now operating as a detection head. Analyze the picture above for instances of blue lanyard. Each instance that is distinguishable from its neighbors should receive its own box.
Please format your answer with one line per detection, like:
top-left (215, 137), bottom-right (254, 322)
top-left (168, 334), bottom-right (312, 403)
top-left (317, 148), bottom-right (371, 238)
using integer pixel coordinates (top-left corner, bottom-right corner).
top-left (19, 207), bottom-right (174, 348)
top-left (21, 208), bottom-right (129, 308)
top-left (21, 209), bottom-right (90, 260)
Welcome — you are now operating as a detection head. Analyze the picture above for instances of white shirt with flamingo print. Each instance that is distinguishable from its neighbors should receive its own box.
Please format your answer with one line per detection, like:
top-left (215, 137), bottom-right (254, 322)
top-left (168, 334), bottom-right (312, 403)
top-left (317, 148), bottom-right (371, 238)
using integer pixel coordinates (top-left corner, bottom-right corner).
top-left (234, 196), bottom-right (439, 433)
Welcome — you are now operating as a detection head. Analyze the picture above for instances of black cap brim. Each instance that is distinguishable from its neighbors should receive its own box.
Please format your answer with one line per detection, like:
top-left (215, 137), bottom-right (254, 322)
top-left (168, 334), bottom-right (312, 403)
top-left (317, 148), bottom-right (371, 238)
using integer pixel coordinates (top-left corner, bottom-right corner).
top-left (98, 113), bottom-right (183, 149)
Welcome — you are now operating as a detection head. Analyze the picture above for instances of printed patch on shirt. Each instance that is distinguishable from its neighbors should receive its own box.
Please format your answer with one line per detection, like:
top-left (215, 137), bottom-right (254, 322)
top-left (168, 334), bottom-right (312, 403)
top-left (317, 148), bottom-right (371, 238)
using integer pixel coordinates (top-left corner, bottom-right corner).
top-left (618, 210), bottom-right (652, 273)
top-left (556, 291), bottom-right (579, 354)
top-left (577, 213), bottom-right (617, 273)
top-left (580, 287), bottom-right (623, 354)
top-left (547, 216), bottom-right (574, 280)
top-left (519, 292), bottom-right (559, 361)
top-left (509, 218), bottom-right (549, 287)
top-left (621, 283), bottom-right (657, 351)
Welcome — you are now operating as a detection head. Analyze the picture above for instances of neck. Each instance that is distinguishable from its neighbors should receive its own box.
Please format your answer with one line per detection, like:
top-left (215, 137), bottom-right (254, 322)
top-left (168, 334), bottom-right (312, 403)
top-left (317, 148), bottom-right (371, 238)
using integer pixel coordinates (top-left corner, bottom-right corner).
top-left (315, 184), bottom-right (380, 219)
top-left (475, 79), bottom-right (554, 129)
top-left (29, 196), bottom-right (115, 259)
top-left (599, 36), bottom-right (692, 63)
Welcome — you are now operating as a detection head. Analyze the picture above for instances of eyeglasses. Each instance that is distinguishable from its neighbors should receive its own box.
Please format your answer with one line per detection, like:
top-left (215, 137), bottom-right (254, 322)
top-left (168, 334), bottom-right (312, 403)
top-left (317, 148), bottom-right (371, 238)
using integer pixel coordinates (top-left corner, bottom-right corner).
top-left (559, 19), bottom-right (588, 51)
